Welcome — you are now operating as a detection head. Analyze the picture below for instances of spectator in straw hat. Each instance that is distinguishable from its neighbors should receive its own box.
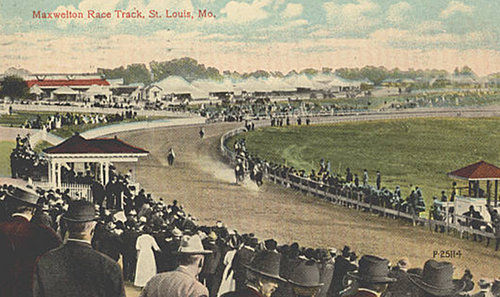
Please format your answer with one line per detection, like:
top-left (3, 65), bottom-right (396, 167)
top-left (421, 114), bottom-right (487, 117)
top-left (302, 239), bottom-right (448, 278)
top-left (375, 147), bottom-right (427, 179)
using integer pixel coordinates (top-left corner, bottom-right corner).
top-left (33, 200), bottom-right (124, 297)
top-left (408, 260), bottom-right (465, 297)
top-left (287, 258), bottom-right (324, 297)
top-left (222, 250), bottom-right (285, 297)
top-left (140, 234), bottom-right (212, 297)
top-left (0, 185), bottom-right (61, 297)
top-left (344, 255), bottom-right (396, 297)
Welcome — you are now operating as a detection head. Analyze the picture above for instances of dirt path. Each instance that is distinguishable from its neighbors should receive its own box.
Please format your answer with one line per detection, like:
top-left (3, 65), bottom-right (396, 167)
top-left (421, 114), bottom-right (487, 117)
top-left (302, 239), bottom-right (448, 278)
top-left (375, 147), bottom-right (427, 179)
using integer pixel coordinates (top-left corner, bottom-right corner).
top-left (115, 120), bottom-right (499, 296)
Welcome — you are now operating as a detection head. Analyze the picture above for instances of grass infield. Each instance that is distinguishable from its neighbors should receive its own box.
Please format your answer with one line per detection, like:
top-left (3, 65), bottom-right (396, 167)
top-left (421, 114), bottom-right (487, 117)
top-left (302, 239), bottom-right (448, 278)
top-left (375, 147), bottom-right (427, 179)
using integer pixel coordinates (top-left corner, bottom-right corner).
top-left (0, 141), bottom-right (15, 177)
top-left (230, 117), bottom-right (500, 207)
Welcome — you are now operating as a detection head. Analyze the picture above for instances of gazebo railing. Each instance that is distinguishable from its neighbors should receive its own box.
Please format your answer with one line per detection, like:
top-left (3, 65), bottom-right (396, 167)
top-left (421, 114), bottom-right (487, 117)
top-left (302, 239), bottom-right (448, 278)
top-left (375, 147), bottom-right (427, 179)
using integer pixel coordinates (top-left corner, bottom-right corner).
top-left (60, 183), bottom-right (93, 201)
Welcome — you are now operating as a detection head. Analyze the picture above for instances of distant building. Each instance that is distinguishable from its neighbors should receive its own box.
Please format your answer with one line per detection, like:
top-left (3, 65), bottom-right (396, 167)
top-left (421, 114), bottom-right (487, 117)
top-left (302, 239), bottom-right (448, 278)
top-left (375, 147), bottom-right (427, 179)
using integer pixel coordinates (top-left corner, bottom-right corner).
top-left (25, 73), bottom-right (110, 101)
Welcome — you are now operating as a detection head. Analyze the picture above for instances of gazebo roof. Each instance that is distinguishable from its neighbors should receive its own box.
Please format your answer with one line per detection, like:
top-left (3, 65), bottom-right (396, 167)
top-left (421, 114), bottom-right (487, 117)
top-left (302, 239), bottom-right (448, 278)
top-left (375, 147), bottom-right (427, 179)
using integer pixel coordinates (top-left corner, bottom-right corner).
top-left (43, 134), bottom-right (148, 155)
top-left (448, 161), bottom-right (500, 181)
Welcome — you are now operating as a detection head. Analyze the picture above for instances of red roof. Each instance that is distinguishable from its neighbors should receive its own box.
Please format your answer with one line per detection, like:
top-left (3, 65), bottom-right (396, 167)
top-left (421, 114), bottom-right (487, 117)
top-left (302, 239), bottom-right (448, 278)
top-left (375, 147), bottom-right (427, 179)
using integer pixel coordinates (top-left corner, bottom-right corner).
top-left (448, 161), bottom-right (500, 180)
top-left (43, 134), bottom-right (148, 155)
top-left (27, 79), bottom-right (110, 88)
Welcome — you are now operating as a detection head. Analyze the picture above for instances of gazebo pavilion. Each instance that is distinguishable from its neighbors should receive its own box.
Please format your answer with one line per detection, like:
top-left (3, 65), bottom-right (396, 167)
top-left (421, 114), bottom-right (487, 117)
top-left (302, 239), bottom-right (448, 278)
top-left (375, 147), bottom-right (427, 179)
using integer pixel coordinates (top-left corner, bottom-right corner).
top-left (43, 133), bottom-right (148, 189)
top-left (448, 160), bottom-right (500, 206)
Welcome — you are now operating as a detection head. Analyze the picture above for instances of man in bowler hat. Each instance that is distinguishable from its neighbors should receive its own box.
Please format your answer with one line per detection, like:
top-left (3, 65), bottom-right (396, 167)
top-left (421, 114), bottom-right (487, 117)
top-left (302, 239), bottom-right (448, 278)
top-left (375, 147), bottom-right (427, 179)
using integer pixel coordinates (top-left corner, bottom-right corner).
top-left (33, 200), bottom-right (125, 297)
top-left (344, 255), bottom-right (396, 297)
top-left (140, 234), bottom-right (212, 297)
top-left (0, 186), bottom-right (61, 297)
top-left (222, 250), bottom-right (285, 297)
top-left (408, 260), bottom-right (465, 297)
top-left (287, 258), bottom-right (324, 297)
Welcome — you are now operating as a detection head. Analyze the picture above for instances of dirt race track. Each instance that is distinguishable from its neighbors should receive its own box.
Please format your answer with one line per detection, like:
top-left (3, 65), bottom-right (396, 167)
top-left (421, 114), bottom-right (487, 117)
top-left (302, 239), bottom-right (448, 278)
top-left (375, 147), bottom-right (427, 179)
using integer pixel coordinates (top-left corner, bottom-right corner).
top-left (115, 117), bottom-right (500, 296)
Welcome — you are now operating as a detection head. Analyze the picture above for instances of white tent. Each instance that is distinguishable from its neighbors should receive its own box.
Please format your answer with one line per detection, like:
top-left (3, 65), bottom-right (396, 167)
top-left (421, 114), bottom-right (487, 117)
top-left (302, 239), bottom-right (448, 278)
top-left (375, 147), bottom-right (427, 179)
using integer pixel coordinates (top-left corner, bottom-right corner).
top-left (266, 77), bottom-right (295, 92)
top-left (29, 84), bottom-right (44, 95)
top-left (156, 76), bottom-right (205, 98)
top-left (53, 86), bottom-right (78, 95)
top-left (84, 84), bottom-right (111, 101)
top-left (283, 74), bottom-right (315, 89)
top-left (191, 79), bottom-right (234, 96)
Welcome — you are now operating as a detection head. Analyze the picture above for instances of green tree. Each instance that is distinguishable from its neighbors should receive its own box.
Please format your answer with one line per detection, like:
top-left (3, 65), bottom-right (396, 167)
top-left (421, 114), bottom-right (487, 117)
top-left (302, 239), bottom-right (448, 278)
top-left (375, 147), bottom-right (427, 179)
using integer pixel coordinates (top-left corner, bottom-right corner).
top-left (0, 76), bottom-right (28, 99)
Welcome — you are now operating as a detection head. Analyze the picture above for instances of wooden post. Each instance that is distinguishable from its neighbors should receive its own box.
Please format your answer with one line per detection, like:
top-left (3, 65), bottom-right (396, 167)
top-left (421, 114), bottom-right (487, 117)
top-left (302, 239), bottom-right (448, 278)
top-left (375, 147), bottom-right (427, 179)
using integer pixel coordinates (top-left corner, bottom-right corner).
top-left (487, 180), bottom-right (491, 200)
top-left (495, 180), bottom-right (498, 207)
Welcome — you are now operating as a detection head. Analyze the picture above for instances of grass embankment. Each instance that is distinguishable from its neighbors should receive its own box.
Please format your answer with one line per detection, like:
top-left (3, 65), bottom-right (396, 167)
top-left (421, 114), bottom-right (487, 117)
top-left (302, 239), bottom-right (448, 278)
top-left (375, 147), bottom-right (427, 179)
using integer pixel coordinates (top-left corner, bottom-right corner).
top-left (0, 141), bottom-right (15, 177)
top-left (33, 141), bottom-right (54, 153)
top-left (229, 117), bottom-right (500, 206)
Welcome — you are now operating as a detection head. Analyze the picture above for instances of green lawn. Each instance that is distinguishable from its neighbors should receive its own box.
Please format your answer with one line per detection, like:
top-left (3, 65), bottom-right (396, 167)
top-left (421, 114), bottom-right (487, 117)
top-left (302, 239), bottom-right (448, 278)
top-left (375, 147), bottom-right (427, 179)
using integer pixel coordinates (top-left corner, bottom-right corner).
top-left (229, 117), bottom-right (500, 206)
top-left (0, 141), bottom-right (15, 177)
top-left (33, 140), bottom-right (54, 153)
top-left (0, 111), bottom-right (56, 127)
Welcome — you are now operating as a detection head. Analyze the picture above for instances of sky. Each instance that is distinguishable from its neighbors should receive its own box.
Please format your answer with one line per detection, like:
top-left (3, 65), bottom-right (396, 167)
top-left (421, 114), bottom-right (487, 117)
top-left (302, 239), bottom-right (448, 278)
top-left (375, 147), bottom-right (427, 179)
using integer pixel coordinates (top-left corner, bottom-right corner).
top-left (1, 0), bottom-right (500, 75)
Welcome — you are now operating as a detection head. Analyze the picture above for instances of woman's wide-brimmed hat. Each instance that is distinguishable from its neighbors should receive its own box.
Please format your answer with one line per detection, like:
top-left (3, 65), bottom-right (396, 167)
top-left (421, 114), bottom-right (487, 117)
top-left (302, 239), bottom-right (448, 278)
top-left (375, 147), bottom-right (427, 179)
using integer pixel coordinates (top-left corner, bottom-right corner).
top-left (6, 186), bottom-right (40, 207)
top-left (245, 250), bottom-right (286, 282)
top-left (347, 255), bottom-right (396, 284)
top-left (408, 260), bottom-right (465, 296)
top-left (287, 259), bottom-right (324, 288)
top-left (62, 200), bottom-right (99, 222)
top-left (176, 234), bottom-right (212, 254)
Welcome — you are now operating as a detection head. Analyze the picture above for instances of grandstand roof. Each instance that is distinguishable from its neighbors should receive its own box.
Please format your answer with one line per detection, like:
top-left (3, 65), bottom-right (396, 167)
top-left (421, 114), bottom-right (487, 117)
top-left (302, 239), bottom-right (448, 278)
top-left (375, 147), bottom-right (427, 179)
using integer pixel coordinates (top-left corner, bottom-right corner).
top-left (448, 161), bottom-right (500, 180)
top-left (26, 78), bottom-right (110, 88)
top-left (44, 134), bottom-right (148, 155)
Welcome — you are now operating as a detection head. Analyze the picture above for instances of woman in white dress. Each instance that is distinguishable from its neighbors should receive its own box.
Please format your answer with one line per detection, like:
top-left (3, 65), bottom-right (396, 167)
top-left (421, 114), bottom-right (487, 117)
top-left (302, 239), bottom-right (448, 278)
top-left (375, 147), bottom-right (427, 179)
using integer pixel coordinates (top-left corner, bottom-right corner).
top-left (134, 229), bottom-right (161, 287)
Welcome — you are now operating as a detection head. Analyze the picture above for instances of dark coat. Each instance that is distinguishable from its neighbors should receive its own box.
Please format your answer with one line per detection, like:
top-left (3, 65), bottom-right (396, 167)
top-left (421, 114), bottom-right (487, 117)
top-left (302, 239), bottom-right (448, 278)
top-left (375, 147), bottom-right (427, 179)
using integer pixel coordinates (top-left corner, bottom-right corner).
top-left (221, 286), bottom-right (266, 297)
top-left (32, 211), bottom-right (56, 231)
top-left (383, 268), bottom-right (416, 297)
top-left (317, 259), bottom-right (335, 297)
top-left (33, 240), bottom-right (125, 297)
top-left (328, 256), bottom-right (358, 297)
top-left (344, 289), bottom-right (378, 297)
top-left (0, 216), bottom-right (61, 297)
top-left (231, 246), bottom-right (256, 290)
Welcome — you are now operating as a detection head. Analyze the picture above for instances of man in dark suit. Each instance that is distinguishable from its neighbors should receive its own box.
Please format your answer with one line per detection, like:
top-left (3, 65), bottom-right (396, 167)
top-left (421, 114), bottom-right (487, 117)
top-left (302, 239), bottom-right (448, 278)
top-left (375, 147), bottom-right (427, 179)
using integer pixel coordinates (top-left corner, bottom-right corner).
top-left (0, 186), bottom-right (61, 297)
top-left (232, 237), bottom-right (259, 291)
top-left (33, 200), bottom-right (125, 297)
top-left (328, 246), bottom-right (357, 297)
top-left (200, 231), bottom-right (223, 296)
top-left (222, 250), bottom-right (285, 297)
top-left (344, 255), bottom-right (396, 297)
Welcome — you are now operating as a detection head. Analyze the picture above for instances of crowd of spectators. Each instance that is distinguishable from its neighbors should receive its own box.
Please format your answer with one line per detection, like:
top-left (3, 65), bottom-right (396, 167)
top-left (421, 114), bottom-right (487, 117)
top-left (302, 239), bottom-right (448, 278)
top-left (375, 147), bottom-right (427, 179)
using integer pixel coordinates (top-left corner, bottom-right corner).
top-left (201, 100), bottom-right (365, 123)
top-left (230, 137), bottom-right (500, 252)
top-left (0, 169), bottom-right (498, 297)
top-left (10, 134), bottom-right (47, 181)
top-left (19, 110), bottom-right (137, 131)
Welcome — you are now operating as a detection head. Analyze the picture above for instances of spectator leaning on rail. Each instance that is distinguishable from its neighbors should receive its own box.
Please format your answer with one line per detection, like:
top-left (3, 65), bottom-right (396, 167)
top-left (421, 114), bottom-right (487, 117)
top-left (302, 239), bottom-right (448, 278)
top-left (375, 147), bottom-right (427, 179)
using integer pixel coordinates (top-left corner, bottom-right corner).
top-left (0, 185), bottom-right (61, 297)
top-left (33, 200), bottom-right (125, 297)
top-left (140, 234), bottom-right (212, 297)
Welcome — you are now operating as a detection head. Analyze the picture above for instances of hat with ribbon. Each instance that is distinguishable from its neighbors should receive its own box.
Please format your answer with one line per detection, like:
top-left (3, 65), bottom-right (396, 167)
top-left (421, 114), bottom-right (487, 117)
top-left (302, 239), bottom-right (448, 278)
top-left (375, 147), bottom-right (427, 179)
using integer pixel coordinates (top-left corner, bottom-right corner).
top-left (6, 186), bottom-right (39, 207)
top-left (288, 259), bottom-right (324, 288)
top-left (347, 255), bottom-right (396, 284)
top-left (408, 260), bottom-right (465, 296)
top-left (245, 250), bottom-right (285, 282)
top-left (62, 200), bottom-right (98, 222)
top-left (176, 234), bottom-right (212, 254)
